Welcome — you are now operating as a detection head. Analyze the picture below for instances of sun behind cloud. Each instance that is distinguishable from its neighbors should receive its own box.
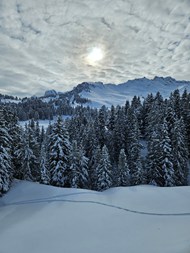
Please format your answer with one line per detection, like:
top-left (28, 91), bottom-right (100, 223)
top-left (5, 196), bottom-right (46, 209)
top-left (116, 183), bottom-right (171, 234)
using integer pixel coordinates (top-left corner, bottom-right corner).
top-left (86, 47), bottom-right (104, 65)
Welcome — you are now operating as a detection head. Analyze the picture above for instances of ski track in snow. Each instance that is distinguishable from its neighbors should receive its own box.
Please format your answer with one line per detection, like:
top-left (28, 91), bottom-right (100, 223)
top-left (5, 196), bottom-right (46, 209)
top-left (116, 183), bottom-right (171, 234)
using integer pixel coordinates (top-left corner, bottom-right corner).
top-left (1, 192), bottom-right (190, 216)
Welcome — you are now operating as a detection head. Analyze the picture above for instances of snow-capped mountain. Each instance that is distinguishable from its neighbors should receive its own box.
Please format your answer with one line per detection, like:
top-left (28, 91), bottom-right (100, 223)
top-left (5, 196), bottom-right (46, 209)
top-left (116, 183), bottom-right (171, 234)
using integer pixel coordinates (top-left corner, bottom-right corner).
top-left (44, 89), bottom-right (57, 97)
top-left (43, 76), bottom-right (190, 108)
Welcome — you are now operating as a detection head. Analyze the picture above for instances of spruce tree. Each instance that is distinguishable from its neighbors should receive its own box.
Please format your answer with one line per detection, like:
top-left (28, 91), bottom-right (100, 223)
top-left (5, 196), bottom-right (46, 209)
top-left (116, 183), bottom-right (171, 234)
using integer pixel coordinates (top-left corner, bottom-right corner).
top-left (96, 145), bottom-right (113, 191)
top-left (0, 107), bottom-right (13, 194)
top-left (70, 141), bottom-right (89, 189)
top-left (15, 129), bottom-right (35, 181)
top-left (118, 149), bottom-right (130, 186)
top-left (172, 118), bottom-right (189, 185)
top-left (40, 143), bottom-right (50, 185)
top-left (48, 116), bottom-right (71, 187)
top-left (127, 108), bottom-right (143, 185)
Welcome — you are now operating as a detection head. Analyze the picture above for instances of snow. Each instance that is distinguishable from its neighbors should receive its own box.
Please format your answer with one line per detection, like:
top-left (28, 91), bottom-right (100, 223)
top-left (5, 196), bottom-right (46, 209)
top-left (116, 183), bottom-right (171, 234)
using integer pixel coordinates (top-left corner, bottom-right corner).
top-left (79, 77), bottom-right (190, 108)
top-left (0, 99), bottom-right (21, 104)
top-left (0, 180), bottom-right (190, 253)
top-left (19, 119), bottom-right (52, 129)
top-left (19, 115), bottom-right (71, 129)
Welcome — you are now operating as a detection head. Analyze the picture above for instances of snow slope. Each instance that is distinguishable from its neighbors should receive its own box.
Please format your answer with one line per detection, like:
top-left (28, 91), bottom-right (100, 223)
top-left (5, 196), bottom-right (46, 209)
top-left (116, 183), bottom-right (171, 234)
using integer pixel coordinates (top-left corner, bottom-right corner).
top-left (0, 181), bottom-right (190, 253)
top-left (74, 77), bottom-right (190, 108)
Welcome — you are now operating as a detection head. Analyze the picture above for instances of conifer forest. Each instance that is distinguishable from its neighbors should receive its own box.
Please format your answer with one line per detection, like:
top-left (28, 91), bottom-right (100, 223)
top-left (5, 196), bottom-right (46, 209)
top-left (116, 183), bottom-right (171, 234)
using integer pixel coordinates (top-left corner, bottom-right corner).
top-left (1, 89), bottom-right (190, 195)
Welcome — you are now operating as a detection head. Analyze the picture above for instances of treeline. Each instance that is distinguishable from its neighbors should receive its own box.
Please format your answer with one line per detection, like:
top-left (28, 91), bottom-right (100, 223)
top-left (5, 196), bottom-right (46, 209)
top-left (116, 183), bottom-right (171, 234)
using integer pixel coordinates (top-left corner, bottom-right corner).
top-left (1, 96), bottom-right (75, 121)
top-left (0, 93), bottom-right (20, 100)
top-left (0, 89), bottom-right (190, 195)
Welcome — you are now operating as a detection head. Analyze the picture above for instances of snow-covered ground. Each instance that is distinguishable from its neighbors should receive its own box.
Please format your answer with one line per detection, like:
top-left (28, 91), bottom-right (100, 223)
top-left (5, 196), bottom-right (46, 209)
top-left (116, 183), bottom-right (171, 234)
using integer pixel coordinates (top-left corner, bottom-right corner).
top-left (0, 181), bottom-right (190, 253)
top-left (79, 77), bottom-right (190, 108)
top-left (0, 98), bottom-right (21, 104)
top-left (19, 119), bottom-right (52, 129)
top-left (19, 115), bottom-right (71, 129)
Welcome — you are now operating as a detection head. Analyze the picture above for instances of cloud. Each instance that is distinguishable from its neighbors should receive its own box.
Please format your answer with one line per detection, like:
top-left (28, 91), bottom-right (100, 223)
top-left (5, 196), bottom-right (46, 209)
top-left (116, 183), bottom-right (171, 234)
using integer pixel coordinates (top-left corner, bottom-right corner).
top-left (0, 0), bottom-right (190, 97)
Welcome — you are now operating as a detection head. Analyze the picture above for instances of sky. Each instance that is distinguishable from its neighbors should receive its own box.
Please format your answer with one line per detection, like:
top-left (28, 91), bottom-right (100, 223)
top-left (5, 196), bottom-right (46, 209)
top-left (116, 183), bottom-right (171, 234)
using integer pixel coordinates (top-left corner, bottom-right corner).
top-left (0, 0), bottom-right (190, 97)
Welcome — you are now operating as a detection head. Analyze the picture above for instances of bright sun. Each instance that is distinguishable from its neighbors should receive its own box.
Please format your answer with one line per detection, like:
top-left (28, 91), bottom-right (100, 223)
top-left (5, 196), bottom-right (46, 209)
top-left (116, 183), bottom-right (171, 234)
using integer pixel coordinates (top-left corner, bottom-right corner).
top-left (86, 47), bottom-right (104, 65)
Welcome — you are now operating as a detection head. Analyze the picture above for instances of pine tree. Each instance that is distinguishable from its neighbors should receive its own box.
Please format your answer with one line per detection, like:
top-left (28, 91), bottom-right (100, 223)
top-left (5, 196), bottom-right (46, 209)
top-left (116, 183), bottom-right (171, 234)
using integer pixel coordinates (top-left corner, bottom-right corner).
top-left (40, 143), bottom-right (50, 185)
top-left (15, 129), bottom-right (35, 181)
top-left (172, 118), bottom-right (189, 185)
top-left (118, 149), bottom-right (130, 186)
top-left (77, 144), bottom-right (89, 189)
top-left (48, 116), bottom-right (71, 187)
top-left (4, 109), bottom-right (23, 179)
top-left (160, 121), bottom-right (175, 186)
top-left (27, 120), bottom-right (40, 181)
top-left (97, 106), bottom-right (107, 148)
top-left (89, 145), bottom-right (102, 190)
top-left (147, 119), bottom-right (175, 186)
top-left (70, 141), bottom-right (89, 189)
top-left (96, 145), bottom-right (113, 191)
top-left (70, 141), bottom-right (79, 188)
top-left (127, 108), bottom-right (143, 185)
top-left (0, 107), bottom-right (13, 194)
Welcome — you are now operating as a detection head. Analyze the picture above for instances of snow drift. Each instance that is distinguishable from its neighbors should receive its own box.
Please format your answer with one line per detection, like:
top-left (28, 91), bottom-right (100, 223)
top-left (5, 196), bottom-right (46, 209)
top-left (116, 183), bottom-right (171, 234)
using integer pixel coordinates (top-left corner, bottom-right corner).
top-left (0, 181), bottom-right (190, 253)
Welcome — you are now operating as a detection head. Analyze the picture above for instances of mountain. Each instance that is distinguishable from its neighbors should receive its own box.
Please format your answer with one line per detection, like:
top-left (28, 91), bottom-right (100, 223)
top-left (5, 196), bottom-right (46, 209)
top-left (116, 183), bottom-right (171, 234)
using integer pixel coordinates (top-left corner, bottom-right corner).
top-left (43, 76), bottom-right (190, 108)
top-left (44, 89), bottom-right (57, 97)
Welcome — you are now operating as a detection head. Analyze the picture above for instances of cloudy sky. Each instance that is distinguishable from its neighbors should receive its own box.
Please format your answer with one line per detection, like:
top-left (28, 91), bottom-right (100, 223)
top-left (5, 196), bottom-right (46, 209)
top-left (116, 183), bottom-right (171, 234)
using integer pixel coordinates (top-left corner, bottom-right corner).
top-left (0, 0), bottom-right (190, 97)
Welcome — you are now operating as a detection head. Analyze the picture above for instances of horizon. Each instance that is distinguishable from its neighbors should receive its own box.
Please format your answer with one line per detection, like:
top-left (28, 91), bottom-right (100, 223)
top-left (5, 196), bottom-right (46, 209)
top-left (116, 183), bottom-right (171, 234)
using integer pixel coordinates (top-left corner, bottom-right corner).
top-left (1, 75), bottom-right (190, 99)
top-left (1, 0), bottom-right (190, 97)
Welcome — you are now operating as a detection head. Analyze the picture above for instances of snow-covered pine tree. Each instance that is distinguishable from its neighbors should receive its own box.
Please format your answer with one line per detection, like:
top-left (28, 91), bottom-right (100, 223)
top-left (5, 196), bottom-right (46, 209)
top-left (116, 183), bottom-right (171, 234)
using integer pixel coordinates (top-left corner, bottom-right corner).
top-left (146, 128), bottom-right (164, 186)
top-left (77, 144), bottom-right (89, 189)
top-left (97, 106), bottom-right (107, 148)
top-left (127, 108), bottom-right (143, 185)
top-left (48, 116), bottom-right (71, 187)
top-left (170, 89), bottom-right (181, 119)
top-left (12, 125), bottom-right (24, 179)
top-left (15, 128), bottom-right (35, 181)
top-left (147, 119), bottom-right (175, 186)
top-left (181, 89), bottom-right (190, 155)
top-left (141, 93), bottom-right (154, 138)
top-left (146, 92), bottom-right (164, 140)
top-left (172, 118), bottom-right (189, 185)
top-left (0, 107), bottom-right (13, 194)
top-left (118, 149), bottom-right (130, 186)
top-left (0, 107), bottom-right (14, 193)
top-left (160, 120), bottom-right (175, 186)
top-left (112, 106), bottom-right (126, 163)
top-left (96, 145), bottom-right (113, 191)
top-left (70, 141), bottom-right (79, 188)
top-left (3, 108), bottom-right (23, 179)
top-left (89, 145), bottom-right (101, 190)
top-left (70, 141), bottom-right (89, 189)
top-left (27, 120), bottom-right (41, 181)
top-left (40, 143), bottom-right (50, 185)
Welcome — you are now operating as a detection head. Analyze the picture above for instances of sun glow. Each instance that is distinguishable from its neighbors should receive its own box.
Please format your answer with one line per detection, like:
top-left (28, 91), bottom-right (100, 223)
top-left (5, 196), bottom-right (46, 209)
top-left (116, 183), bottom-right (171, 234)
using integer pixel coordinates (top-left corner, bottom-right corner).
top-left (86, 47), bottom-right (104, 65)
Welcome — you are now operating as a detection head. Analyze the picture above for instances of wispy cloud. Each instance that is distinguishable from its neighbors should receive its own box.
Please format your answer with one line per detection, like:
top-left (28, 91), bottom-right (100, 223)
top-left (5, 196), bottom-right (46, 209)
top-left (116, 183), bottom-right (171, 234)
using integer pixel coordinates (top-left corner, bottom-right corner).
top-left (0, 0), bottom-right (190, 96)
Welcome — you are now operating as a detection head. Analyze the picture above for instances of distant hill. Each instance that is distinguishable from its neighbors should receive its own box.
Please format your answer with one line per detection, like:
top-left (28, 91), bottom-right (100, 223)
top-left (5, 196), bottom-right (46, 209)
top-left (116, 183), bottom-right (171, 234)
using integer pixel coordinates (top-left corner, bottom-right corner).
top-left (43, 76), bottom-right (190, 108)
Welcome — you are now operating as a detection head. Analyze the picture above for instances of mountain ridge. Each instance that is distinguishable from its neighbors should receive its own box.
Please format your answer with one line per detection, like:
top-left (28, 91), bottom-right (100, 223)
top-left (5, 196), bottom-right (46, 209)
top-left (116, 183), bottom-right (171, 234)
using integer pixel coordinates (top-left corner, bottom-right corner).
top-left (42, 76), bottom-right (190, 108)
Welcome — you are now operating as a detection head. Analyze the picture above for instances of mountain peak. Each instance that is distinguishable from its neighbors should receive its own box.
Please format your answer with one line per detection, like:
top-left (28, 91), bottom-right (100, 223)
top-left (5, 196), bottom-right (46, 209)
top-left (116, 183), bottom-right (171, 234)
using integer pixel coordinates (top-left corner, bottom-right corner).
top-left (40, 77), bottom-right (190, 108)
top-left (153, 76), bottom-right (176, 82)
top-left (44, 90), bottom-right (57, 97)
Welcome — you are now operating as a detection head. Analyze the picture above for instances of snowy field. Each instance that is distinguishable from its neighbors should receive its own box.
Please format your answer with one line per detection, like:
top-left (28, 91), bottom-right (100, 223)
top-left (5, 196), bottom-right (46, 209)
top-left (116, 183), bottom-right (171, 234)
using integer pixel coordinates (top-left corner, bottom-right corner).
top-left (19, 115), bottom-right (71, 129)
top-left (0, 181), bottom-right (190, 253)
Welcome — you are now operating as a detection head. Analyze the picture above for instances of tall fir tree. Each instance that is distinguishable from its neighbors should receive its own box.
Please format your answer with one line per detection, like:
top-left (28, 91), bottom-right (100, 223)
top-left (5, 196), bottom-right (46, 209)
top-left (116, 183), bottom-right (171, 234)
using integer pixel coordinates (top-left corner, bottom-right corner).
top-left (118, 149), bottom-right (130, 186)
top-left (172, 118), bottom-right (189, 185)
top-left (0, 107), bottom-right (13, 194)
top-left (70, 141), bottom-right (89, 189)
top-left (48, 116), bottom-right (71, 187)
top-left (40, 143), bottom-right (50, 185)
top-left (127, 108), bottom-right (143, 185)
top-left (96, 145), bottom-right (113, 191)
